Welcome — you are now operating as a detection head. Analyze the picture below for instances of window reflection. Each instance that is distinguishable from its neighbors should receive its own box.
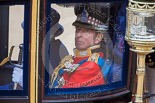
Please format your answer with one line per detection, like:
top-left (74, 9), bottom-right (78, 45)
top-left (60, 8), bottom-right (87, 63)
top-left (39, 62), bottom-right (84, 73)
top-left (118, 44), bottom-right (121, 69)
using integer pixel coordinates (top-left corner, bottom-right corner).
top-left (44, 2), bottom-right (126, 92)
top-left (0, 5), bottom-right (24, 90)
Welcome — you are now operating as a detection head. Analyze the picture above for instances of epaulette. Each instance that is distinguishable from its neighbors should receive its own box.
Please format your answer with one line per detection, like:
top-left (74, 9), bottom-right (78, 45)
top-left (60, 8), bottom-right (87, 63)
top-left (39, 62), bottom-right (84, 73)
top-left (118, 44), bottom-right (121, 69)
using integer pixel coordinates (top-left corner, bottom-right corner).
top-left (88, 53), bottom-right (100, 64)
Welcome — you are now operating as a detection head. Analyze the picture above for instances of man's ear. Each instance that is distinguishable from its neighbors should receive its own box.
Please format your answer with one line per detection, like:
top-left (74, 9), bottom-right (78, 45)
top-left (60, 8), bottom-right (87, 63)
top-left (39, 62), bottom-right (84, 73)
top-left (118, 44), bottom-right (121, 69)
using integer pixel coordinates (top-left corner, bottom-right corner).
top-left (95, 33), bottom-right (103, 44)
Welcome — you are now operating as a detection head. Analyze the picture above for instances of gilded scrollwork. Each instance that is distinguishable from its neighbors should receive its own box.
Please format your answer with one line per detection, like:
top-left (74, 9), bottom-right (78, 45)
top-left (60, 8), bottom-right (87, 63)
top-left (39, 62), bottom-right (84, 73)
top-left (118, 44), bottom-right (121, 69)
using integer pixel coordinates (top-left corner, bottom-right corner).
top-left (128, 0), bottom-right (155, 11)
top-left (137, 65), bottom-right (145, 69)
top-left (136, 69), bottom-right (145, 76)
top-left (135, 94), bottom-right (143, 103)
top-left (127, 41), bottom-right (155, 49)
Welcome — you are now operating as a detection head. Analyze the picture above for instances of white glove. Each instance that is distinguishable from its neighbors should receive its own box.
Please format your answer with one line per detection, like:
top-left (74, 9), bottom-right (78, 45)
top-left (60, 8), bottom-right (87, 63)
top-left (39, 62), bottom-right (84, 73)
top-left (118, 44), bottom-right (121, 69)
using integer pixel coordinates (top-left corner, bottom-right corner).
top-left (12, 66), bottom-right (23, 87)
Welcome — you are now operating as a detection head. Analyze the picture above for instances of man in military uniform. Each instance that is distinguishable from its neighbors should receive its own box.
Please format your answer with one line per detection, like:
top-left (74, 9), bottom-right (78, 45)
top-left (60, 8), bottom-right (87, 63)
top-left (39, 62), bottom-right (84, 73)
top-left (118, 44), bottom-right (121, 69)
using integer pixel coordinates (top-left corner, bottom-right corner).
top-left (50, 4), bottom-right (111, 88)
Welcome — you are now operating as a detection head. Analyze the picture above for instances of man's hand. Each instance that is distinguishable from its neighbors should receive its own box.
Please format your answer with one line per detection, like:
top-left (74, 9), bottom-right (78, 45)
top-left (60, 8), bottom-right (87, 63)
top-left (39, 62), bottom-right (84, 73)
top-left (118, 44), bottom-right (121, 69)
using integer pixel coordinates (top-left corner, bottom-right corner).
top-left (12, 65), bottom-right (23, 87)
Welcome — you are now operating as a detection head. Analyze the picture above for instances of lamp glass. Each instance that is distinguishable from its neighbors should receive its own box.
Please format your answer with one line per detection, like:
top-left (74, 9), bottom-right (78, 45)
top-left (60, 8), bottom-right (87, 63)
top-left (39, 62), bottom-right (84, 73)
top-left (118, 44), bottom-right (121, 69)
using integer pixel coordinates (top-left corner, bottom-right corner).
top-left (127, 10), bottom-right (155, 41)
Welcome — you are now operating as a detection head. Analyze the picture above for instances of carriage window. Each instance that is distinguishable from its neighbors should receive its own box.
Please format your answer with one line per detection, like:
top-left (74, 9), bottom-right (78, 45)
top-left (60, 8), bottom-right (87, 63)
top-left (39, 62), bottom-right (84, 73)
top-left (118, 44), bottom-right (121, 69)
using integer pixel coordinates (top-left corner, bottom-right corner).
top-left (41, 2), bottom-right (129, 101)
top-left (8, 5), bottom-right (24, 62)
top-left (0, 4), bottom-right (29, 96)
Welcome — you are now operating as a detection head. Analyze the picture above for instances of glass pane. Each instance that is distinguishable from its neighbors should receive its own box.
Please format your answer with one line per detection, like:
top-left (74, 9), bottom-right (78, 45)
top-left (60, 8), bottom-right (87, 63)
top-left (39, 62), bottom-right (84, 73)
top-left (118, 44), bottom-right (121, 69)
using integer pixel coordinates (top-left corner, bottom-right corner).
top-left (0, 4), bottom-right (29, 96)
top-left (9, 5), bottom-right (24, 61)
top-left (43, 2), bottom-right (129, 99)
top-left (130, 11), bottom-right (155, 40)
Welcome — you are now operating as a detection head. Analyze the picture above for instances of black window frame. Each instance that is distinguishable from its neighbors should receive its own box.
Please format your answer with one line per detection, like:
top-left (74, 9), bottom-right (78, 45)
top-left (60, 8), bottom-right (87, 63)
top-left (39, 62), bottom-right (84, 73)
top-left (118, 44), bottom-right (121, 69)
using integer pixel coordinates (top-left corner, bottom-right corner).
top-left (0, 0), bottom-right (31, 103)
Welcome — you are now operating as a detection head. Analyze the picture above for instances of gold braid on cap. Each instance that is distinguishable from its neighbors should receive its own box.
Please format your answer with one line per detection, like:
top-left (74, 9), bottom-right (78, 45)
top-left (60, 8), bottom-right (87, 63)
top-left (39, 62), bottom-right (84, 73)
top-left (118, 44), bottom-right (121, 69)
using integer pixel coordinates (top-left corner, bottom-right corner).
top-left (50, 55), bottom-right (73, 88)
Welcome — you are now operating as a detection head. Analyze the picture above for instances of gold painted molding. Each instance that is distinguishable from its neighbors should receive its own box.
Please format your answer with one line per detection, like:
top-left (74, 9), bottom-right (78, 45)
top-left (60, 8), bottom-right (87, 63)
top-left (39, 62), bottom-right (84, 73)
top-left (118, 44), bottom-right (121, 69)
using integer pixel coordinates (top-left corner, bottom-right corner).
top-left (30, 0), bottom-right (40, 103)
top-left (135, 53), bottom-right (146, 103)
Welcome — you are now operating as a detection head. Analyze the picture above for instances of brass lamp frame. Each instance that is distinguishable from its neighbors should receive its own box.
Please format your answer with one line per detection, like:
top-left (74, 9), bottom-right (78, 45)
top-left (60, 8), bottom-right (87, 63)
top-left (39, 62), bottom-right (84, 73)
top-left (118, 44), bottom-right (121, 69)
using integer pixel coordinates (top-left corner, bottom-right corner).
top-left (126, 0), bottom-right (155, 103)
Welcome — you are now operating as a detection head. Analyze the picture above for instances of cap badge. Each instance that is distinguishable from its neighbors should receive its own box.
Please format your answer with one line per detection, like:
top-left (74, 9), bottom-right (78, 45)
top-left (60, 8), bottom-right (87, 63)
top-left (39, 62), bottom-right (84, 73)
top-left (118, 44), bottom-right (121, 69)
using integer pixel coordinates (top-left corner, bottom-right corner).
top-left (81, 8), bottom-right (88, 23)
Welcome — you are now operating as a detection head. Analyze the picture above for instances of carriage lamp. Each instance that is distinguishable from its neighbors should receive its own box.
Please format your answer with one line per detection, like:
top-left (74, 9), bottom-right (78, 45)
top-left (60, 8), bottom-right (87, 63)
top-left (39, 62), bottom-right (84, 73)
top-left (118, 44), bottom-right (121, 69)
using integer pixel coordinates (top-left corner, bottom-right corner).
top-left (125, 0), bottom-right (155, 102)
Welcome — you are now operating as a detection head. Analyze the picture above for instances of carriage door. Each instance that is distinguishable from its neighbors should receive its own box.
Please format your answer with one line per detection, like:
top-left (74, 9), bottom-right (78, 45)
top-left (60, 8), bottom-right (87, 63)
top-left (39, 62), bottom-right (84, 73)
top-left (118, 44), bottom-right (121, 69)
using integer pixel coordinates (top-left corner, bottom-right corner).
top-left (0, 0), bottom-right (40, 102)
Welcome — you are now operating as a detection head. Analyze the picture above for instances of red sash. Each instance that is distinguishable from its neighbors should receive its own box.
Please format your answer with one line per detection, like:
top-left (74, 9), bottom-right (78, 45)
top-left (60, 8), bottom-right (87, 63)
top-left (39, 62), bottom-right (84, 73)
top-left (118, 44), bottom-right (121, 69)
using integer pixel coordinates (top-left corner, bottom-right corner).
top-left (62, 53), bottom-right (105, 88)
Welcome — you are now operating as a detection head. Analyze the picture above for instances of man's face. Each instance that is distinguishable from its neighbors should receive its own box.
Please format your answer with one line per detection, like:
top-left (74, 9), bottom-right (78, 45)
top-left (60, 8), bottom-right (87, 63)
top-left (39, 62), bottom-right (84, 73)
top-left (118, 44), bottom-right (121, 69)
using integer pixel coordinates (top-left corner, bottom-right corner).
top-left (75, 27), bottom-right (102, 50)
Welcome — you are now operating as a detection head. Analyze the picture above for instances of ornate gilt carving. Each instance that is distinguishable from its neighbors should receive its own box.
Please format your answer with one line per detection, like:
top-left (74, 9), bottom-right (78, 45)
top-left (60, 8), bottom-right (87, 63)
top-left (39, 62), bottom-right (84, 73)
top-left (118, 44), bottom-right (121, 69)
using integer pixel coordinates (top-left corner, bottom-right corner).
top-left (135, 94), bottom-right (143, 103)
top-left (136, 69), bottom-right (145, 76)
top-left (137, 65), bottom-right (145, 69)
top-left (128, 0), bottom-right (155, 11)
